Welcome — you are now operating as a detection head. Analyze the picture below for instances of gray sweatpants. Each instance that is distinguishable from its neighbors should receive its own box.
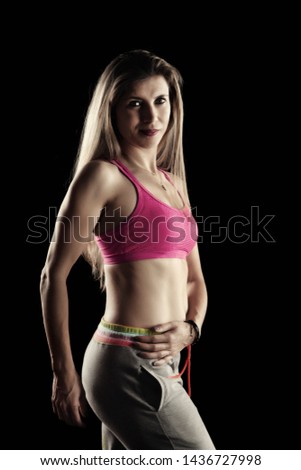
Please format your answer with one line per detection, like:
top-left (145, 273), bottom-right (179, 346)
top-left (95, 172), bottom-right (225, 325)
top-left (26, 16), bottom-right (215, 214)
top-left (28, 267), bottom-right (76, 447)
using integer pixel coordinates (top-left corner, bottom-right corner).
top-left (82, 336), bottom-right (215, 450)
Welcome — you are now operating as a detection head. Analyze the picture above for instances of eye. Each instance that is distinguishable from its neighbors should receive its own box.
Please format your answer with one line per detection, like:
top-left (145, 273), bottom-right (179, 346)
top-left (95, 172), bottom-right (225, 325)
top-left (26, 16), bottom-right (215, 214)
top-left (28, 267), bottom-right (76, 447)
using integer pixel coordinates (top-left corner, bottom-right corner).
top-left (155, 96), bottom-right (167, 105)
top-left (128, 100), bottom-right (142, 108)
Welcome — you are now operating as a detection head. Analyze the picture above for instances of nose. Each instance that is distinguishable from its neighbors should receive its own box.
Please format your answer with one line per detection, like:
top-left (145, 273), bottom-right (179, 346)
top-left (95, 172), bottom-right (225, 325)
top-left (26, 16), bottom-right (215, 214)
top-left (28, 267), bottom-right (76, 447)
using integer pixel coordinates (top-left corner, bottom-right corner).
top-left (140, 103), bottom-right (156, 123)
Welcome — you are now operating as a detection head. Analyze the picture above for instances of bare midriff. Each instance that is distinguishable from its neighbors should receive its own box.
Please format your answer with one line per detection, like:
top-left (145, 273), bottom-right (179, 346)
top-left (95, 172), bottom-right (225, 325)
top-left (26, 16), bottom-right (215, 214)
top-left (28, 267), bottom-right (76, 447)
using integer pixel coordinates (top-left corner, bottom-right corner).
top-left (103, 258), bottom-right (188, 328)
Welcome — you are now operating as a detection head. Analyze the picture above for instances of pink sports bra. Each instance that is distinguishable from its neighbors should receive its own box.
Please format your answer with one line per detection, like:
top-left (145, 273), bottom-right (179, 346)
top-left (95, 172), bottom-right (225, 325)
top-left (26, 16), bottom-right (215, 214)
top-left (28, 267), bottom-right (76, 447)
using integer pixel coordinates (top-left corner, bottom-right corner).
top-left (95, 159), bottom-right (198, 265)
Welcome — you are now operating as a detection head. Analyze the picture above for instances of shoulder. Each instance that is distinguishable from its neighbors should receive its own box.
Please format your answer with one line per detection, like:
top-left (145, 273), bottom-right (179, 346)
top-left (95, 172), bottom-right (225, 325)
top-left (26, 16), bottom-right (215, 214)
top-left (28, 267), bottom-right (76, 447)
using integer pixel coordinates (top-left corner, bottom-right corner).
top-left (65, 159), bottom-right (121, 207)
top-left (73, 159), bottom-right (116, 183)
top-left (70, 159), bottom-right (121, 192)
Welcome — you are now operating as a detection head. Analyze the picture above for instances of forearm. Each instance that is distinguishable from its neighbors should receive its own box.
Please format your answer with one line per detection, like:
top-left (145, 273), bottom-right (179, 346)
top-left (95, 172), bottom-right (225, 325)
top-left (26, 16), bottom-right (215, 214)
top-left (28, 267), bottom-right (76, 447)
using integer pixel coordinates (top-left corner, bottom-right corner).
top-left (40, 271), bottom-right (76, 378)
top-left (40, 269), bottom-right (87, 427)
top-left (186, 278), bottom-right (208, 333)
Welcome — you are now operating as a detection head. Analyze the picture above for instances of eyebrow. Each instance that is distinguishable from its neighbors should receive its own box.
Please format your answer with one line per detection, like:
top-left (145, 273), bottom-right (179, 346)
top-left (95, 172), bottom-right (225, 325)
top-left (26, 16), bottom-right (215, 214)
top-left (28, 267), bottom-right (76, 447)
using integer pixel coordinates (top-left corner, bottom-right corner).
top-left (126, 94), bottom-right (169, 100)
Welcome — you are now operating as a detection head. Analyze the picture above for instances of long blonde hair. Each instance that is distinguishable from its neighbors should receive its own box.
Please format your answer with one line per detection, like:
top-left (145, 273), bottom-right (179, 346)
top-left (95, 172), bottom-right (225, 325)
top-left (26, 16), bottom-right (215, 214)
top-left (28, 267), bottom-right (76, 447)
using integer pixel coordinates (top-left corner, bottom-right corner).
top-left (72, 49), bottom-right (187, 289)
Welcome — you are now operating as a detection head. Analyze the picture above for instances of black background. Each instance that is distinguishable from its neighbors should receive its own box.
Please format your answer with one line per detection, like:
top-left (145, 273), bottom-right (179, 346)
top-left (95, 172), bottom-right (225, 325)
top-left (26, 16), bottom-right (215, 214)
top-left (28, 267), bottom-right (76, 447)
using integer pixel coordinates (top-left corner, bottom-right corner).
top-left (5, 11), bottom-right (298, 451)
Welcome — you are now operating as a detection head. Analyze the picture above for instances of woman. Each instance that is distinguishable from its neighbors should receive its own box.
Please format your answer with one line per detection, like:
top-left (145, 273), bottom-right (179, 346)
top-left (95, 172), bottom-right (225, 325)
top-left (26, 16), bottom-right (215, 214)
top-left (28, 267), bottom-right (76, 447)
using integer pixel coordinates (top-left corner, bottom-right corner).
top-left (40, 49), bottom-right (215, 450)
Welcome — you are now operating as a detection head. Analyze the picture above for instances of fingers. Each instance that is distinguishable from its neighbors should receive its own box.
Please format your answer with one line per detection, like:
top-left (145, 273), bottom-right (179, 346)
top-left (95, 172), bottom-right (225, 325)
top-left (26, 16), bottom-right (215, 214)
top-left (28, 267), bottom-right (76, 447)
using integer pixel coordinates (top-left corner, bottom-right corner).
top-left (53, 399), bottom-right (87, 427)
top-left (136, 348), bottom-right (170, 359)
top-left (134, 333), bottom-right (170, 343)
top-left (133, 337), bottom-right (174, 364)
top-left (152, 322), bottom-right (175, 334)
top-left (54, 401), bottom-right (87, 427)
top-left (135, 321), bottom-right (185, 344)
top-left (136, 349), bottom-right (173, 366)
top-left (135, 329), bottom-right (179, 345)
top-left (133, 340), bottom-right (170, 351)
top-left (152, 355), bottom-right (174, 366)
top-left (52, 383), bottom-right (88, 428)
top-left (134, 322), bottom-right (178, 343)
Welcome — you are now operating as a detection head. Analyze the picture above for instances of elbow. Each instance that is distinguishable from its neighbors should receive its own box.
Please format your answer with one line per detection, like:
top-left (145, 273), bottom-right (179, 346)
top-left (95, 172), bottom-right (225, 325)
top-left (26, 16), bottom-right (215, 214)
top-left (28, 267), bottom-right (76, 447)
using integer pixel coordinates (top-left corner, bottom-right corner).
top-left (40, 262), bottom-right (68, 294)
top-left (187, 275), bottom-right (207, 297)
top-left (40, 265), bottom-right (49, 294)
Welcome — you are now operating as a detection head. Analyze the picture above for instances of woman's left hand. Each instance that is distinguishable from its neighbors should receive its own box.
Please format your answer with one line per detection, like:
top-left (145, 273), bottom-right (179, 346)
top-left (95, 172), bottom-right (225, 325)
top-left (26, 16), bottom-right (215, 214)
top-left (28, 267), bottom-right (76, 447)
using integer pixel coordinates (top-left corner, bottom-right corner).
top-left (133, 321), bottom-right (193, 366)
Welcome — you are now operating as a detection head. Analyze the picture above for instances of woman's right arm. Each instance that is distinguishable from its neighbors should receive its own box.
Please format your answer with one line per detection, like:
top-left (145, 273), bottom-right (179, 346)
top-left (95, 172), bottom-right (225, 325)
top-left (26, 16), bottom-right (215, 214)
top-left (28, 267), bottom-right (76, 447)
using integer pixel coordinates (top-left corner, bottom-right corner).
top-left (40, 161), bottom-right (112, 427)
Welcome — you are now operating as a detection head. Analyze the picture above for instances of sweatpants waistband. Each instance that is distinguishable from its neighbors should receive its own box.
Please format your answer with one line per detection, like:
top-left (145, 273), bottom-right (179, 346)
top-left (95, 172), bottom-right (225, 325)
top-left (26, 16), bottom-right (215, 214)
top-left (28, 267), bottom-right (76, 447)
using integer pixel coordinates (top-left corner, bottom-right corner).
top-left (93, 317), bottom-right (192, 397)
top-left (93, 318), bottom-right (160, 347)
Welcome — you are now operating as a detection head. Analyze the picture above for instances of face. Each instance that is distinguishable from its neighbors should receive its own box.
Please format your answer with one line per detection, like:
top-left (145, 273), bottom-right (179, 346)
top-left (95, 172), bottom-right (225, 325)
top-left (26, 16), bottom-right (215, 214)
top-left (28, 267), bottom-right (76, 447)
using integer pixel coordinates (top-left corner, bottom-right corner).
top-left (114, 75), bottom-right (171, 152)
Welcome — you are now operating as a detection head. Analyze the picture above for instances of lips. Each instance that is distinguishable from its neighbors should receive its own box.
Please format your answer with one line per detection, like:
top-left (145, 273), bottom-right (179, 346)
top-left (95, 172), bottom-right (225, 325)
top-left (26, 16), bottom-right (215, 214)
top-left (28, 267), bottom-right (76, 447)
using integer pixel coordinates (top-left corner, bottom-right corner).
top-left (140, 129), bottom-right (159, 136)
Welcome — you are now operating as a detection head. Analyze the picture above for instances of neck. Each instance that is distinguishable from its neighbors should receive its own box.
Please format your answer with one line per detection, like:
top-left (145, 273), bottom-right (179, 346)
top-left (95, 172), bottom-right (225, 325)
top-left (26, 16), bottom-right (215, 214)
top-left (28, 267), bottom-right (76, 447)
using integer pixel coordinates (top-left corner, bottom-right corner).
top-left (120, 150), bottom-right (158, 173)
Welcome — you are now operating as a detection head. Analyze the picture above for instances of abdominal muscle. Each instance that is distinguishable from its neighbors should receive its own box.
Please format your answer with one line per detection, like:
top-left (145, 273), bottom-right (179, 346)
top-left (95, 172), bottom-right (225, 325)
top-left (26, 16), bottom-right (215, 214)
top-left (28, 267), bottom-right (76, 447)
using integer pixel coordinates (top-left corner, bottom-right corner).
top-left (103, 258), bottom-right (188, 328)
